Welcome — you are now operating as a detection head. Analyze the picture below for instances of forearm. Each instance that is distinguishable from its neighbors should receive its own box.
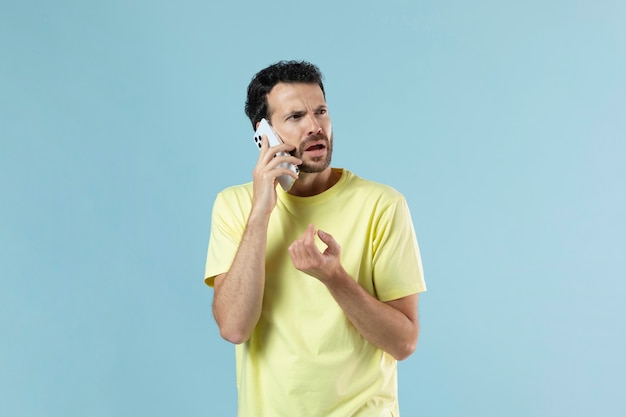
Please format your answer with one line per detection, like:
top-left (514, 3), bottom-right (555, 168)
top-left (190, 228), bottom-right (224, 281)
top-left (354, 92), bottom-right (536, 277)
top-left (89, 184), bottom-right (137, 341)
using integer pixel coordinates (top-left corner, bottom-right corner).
top-left (212, 211), bottom-right (269, 344)
top-left (324, 270), bottom-right (418, 360)
top-left (287, 226), bottom-right (419, 359)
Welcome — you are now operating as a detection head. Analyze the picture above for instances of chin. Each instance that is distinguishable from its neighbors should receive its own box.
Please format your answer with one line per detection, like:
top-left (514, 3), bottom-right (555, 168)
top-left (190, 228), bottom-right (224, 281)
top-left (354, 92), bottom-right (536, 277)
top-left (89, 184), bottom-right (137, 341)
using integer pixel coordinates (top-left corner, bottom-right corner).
top-left (299, 156), bottom-right (332, 173)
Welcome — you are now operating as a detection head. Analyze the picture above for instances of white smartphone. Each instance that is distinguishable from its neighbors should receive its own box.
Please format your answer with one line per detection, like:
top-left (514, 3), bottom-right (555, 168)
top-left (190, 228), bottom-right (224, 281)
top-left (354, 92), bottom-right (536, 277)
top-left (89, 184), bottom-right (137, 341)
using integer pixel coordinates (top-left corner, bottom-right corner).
top-left (253, 118), bottom-right (298, 191)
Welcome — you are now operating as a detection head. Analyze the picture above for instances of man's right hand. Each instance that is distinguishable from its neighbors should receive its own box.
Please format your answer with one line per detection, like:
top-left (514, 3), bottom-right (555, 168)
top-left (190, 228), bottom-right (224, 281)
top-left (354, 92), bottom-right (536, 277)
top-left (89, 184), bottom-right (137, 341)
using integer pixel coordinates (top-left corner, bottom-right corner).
top-left (251, 134), bottom-right (301, 216)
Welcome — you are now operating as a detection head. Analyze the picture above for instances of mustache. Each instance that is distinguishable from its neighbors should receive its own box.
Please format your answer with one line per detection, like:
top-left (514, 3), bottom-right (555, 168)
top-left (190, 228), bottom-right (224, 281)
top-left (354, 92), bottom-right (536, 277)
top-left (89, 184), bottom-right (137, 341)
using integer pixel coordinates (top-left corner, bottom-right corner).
top-left (299, 133), bottom-right (329, 151)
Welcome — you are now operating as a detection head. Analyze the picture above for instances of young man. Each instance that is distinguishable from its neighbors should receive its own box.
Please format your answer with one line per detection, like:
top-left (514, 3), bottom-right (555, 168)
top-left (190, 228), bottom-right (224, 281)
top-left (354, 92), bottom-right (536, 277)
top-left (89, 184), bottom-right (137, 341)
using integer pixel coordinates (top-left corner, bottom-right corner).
top-left (204, 61), bottom-right (426, 416)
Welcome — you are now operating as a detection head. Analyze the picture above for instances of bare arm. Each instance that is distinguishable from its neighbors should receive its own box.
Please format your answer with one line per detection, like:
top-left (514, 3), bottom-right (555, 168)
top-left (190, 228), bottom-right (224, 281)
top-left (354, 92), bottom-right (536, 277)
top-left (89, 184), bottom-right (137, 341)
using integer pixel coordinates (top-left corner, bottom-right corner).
top-left (288, 225), bottom-right (419, 360)
top-left (212, 211), bottom-right (269, 344)
top-left (212, 137), bottom-right (301, 344)
top-left (324, 276), bottom-right (418, 360)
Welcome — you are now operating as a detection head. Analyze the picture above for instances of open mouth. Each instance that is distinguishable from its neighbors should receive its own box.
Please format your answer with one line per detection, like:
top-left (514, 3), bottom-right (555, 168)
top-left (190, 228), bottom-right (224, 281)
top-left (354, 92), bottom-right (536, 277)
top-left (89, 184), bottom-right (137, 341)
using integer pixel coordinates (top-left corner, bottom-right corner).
top-left (305, 143), bottom-right (326, 152)
top-left (303, 142), bottom-right (327, 158)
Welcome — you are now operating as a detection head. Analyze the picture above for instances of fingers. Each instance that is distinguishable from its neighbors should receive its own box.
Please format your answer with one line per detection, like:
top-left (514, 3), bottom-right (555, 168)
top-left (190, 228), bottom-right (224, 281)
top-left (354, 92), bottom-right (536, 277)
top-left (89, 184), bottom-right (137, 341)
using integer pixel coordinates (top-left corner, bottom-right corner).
top-left (257, 137), bottom-right (300, 177)
top-left (290, 225), bottom-right (334, 261)
top-left (250, 136), bottom-right (301, 216)
top-left (254, 136), bottom-right (300, 179)
top-left (290, 225), bottom-right (318, 260)
top-left (288, 226), bottom-right (342, 282)
top-left (317, 229), bottom-right (340, 256)
top-left (303, 224), bottom-right (316, 244)
top-left (259, 134), bottom-right (299, 163)
top-left (289, 225), bottom-right (315, 260)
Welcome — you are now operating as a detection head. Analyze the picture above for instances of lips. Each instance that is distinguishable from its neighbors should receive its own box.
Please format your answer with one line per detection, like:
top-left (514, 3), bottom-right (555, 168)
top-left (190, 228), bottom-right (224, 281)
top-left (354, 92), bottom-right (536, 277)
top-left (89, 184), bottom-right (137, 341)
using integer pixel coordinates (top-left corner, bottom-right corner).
top-left (299, 133), bottom-right (330, 159)
top-left (303, 141), bottom-right (327, 158)
top-left (305, 143), bottom-right (325, 151)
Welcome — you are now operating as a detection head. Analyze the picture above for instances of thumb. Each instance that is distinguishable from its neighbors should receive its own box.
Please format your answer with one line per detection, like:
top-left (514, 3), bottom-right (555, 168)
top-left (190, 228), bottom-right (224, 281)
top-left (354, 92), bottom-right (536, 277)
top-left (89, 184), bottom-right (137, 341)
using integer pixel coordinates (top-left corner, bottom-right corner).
top-left (317, 229), bottom-right (340, 254)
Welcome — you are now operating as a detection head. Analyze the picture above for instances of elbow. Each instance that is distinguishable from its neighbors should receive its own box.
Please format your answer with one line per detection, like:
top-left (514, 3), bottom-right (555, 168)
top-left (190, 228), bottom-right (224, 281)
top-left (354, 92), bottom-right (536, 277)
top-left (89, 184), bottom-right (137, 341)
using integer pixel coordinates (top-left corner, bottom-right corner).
top-left (221, 333), bottom-right (249, 345)
top-left (212, 298), bottom-right (255, 345)
top-left (394, 321), bottom-right (420, 360)
top-left (392, 340), bottom-right (416, 361)
top-left (392, 329), bottom-right (418, 361)
top-left (215, 309), bottom-right (256, 344)
top-left (218, 324), bottom-right (252, 345)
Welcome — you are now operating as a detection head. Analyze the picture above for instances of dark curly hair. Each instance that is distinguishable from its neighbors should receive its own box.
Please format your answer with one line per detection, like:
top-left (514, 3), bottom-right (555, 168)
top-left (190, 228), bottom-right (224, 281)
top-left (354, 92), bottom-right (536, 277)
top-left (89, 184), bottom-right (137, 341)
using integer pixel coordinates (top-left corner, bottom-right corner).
top-left (244, 60), bottom-right (325, 129)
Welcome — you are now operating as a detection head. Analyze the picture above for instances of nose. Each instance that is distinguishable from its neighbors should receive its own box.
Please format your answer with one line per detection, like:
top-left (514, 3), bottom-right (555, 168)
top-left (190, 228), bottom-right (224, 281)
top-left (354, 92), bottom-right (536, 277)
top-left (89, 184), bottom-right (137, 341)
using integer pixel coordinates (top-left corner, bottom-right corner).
top-left (306, 114), bottom-right (322, 136)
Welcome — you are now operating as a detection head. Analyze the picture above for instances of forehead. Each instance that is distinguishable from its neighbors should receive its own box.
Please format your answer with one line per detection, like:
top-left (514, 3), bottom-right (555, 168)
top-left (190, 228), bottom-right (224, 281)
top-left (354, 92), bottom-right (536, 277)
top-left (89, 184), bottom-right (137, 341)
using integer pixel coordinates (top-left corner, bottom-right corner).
top-left (266, 82), bottom-right (326, 113)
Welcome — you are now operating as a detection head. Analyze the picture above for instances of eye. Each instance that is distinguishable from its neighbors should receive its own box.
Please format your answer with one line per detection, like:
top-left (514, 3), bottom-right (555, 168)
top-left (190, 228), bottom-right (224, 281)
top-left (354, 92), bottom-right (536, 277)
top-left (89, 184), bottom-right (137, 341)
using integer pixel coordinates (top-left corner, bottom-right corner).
top-left (317, 108), bottom-right (328, 115)
top-left (287, 113), bottom-right (303, 121)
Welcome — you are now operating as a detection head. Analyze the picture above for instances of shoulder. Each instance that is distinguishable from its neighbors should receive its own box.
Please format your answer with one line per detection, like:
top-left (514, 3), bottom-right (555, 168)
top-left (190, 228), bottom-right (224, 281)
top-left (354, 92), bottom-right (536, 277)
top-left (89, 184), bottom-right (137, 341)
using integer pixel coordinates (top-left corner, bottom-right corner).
top-left (342, 170), bottom-right (405, 205)
top-left (216, 182), bottom-right (253, 200)
top-left (212, 182), bottom-right (254, 216)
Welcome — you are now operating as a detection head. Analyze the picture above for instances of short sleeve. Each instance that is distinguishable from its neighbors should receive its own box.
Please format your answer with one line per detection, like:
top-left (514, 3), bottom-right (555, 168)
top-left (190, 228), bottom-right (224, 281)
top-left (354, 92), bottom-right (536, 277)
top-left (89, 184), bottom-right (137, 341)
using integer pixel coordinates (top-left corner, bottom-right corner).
top-left (371, 196), bottom-right (426, 301)
top-left (204, 189), bottom-right (250, 287)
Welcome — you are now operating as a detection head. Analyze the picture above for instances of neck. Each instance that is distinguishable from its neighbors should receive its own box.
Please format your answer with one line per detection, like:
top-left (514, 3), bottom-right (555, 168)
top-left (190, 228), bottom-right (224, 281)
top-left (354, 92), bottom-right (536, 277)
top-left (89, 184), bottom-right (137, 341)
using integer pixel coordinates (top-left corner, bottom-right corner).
top-left (287, 168), bottom-right (341, 197)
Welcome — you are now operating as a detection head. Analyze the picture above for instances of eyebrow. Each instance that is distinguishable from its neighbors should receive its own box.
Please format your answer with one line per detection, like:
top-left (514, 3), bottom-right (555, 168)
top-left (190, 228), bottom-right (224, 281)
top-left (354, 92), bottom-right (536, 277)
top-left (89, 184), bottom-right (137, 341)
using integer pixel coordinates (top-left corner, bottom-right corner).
top-left (281, 104), bottom-right (328, 120)
top-left (290, 105), bottom-right (327, 114)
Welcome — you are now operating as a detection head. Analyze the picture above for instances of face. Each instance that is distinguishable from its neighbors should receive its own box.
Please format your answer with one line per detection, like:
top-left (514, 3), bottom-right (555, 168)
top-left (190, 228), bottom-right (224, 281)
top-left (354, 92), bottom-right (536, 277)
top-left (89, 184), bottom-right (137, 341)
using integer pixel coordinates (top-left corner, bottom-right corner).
top-left (266, 82), bottom-right (333, 173)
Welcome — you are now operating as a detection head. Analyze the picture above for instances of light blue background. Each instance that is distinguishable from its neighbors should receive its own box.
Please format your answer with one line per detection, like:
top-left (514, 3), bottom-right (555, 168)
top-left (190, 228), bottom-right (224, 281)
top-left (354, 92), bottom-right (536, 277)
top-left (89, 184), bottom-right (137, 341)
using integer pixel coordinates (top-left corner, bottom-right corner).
top-left (1, 0), bottom-right (624, 416)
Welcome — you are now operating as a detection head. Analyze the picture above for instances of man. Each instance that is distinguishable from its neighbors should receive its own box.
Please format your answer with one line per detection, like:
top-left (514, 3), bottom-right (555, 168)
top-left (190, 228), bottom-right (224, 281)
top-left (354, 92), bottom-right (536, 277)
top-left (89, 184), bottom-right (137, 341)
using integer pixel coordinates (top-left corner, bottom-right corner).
top-left (204, 60), bottom-right (426, 416)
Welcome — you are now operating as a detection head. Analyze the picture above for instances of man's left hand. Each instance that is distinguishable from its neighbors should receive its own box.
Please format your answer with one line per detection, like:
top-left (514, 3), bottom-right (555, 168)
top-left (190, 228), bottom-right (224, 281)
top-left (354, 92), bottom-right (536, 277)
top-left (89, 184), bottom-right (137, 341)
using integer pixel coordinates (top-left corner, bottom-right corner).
top-left (288, 224), bottom-right (343, 282)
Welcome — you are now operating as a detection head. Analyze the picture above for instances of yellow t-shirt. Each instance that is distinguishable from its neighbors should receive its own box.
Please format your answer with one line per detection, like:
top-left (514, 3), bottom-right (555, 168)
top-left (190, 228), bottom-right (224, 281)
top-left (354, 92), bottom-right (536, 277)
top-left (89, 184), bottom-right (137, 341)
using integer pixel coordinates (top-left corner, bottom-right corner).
top-left (205, 169), bottom-right (426, 417)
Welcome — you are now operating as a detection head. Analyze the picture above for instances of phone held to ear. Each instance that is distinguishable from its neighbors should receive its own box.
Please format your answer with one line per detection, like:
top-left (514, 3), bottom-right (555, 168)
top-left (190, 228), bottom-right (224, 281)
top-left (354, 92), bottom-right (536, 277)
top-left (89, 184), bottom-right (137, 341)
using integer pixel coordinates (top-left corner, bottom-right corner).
top-left (253, 118), bottom-right (299, 191)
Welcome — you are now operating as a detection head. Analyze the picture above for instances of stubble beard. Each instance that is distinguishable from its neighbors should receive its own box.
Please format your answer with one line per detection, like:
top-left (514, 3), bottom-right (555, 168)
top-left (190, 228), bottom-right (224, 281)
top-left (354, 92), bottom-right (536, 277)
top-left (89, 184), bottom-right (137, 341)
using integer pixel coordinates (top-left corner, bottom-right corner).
top-left (294, 132), bottom-right (333, 173)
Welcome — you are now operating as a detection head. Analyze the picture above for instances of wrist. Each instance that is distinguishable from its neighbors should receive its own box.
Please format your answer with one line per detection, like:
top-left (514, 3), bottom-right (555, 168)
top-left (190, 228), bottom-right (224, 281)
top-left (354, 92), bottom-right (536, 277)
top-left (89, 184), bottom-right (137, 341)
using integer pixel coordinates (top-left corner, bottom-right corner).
top-left (321, 265), bottom-right (351, 289)
top-left (248, 204), bottom-right (273, 224)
